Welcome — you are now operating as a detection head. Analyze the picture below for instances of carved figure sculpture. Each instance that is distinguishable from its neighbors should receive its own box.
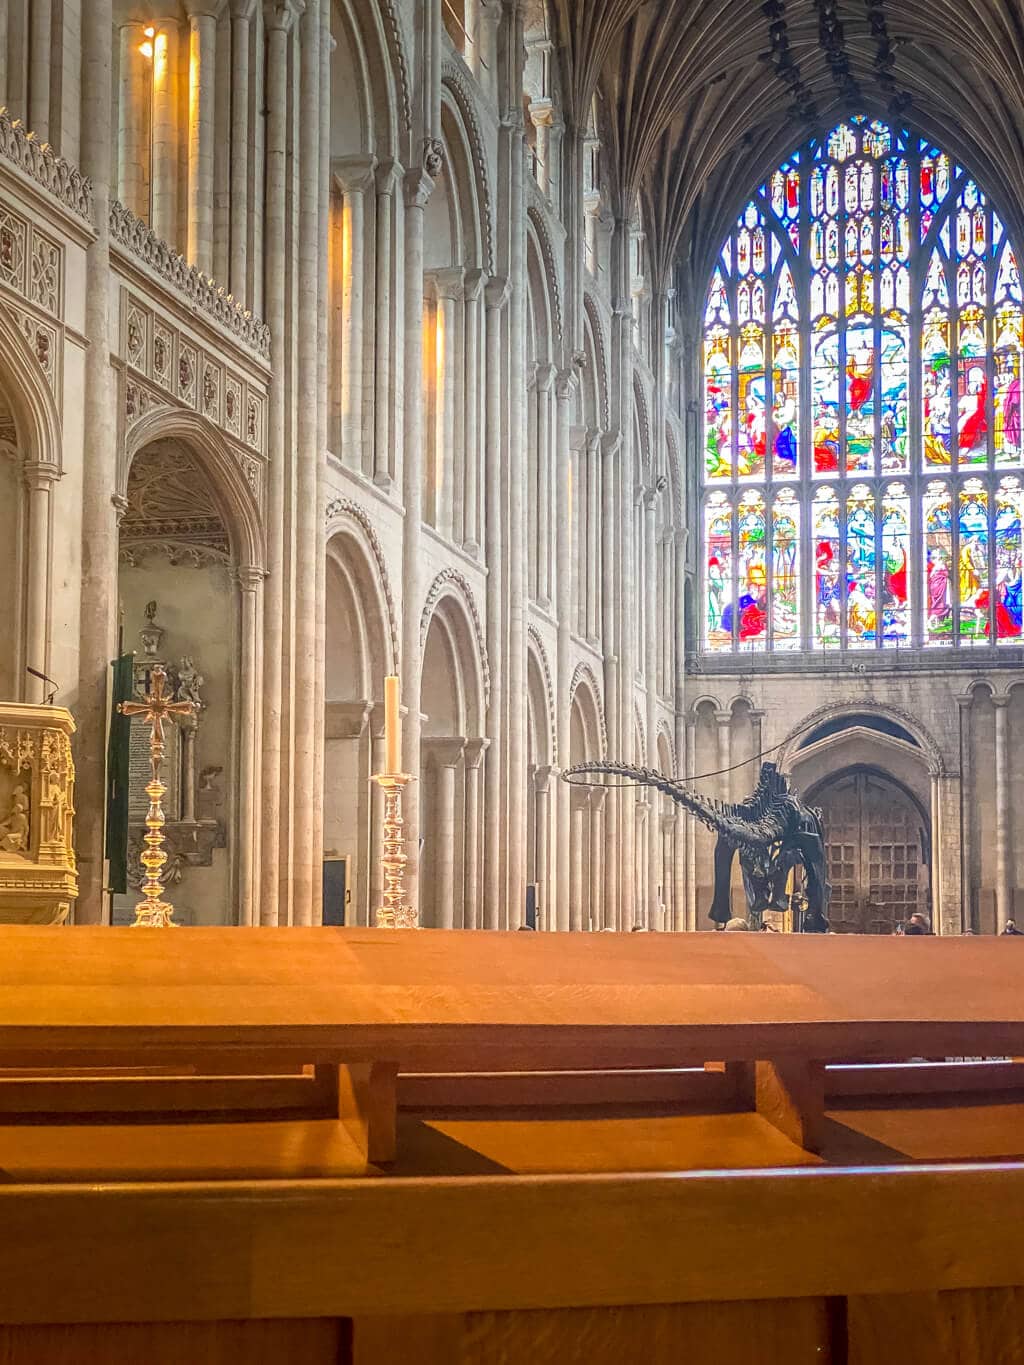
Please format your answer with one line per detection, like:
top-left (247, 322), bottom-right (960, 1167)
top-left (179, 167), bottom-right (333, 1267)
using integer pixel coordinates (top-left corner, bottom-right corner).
top-left (562, 761), bottom-right (831, 932)
top-left (0, 785), bottom-right (30, 855)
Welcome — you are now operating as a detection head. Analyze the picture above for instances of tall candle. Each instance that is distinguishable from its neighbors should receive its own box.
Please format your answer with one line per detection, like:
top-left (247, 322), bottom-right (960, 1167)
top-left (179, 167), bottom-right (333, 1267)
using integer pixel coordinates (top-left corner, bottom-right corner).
top-left (384, 674), bottom-right (401, 775)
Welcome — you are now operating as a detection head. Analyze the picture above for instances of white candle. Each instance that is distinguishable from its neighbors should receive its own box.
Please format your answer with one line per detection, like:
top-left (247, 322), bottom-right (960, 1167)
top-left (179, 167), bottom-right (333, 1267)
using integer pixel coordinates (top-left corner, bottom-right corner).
top-left (384, 675), bottom-right (401, 775)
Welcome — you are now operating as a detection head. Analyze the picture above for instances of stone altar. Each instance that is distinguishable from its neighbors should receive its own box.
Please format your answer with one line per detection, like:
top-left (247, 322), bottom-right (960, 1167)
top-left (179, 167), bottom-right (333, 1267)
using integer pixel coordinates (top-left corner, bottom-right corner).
top-left (0, 704), bottom-right (77, 924)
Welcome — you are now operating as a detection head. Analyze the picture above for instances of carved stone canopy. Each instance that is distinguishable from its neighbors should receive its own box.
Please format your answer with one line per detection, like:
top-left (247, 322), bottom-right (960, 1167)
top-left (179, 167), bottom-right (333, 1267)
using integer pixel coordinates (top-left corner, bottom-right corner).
top-left (119, 439), bottom-right (230, 565)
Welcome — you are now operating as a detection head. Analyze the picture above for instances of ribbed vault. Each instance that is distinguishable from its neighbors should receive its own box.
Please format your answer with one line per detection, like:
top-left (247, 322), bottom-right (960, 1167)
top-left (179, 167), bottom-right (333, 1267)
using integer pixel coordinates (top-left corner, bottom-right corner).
top-left (555, 0), bottom-right (1024, 296)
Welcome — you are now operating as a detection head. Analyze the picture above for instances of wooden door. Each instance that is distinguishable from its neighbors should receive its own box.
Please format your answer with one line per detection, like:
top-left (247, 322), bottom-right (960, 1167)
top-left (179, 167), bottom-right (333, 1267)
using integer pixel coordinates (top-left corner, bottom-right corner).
top-left (815, 771), bottom-right (928, 934)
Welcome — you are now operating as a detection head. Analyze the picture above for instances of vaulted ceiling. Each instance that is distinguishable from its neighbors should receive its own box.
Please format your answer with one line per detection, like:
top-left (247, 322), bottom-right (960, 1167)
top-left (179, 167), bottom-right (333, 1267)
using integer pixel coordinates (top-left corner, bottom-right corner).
top-left (555, 0), bottom-right (1024, 294)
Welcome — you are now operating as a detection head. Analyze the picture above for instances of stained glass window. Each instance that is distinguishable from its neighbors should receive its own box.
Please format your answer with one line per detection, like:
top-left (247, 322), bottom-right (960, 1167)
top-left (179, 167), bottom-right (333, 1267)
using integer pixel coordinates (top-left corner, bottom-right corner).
top-left (702, 115), bottom-right (1024, 652)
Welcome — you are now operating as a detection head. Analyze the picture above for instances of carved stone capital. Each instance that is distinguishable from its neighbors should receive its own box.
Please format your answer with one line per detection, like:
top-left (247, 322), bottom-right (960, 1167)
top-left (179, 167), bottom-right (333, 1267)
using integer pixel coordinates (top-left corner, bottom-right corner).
top-left (533, 362), bottom-right (556, 394)
top-left (325, 700), bottom-right (372, 741)
top-left (601, 430), bottom-right (622, 459)
top-left (556, 367), bottom-right (578, 402)
top-left (431, 266), bottom-right (465, 303)
top-left (463, 268), bottom-right (487, 302)
top-left (234, 564), bottom-right (266, 592)
top-left (184, 0), bottom-right (227, 19)
top-left (463, 737), bottom-right (490, 769)
top-left (375, 158), bottom-right (403, 196)
top-left (263, 0), bottom-right (303, 33)
top-left (403, 167), bottom-right (434, 210)
top-left (423, 736), bottom-right (466, 768)
top-left (230, 0), bottom-right (257, 18)
top-left (333, 154), bottom-right (377, 196)
top-left (485, 275), bottom-right (511, 311)
top-left (531, 764), bottom-right (555, 793)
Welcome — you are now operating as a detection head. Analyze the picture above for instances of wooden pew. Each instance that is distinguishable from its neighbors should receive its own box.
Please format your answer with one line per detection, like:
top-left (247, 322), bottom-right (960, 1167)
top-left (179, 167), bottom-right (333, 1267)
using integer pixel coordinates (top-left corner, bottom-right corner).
top-left (2, 926), bottom-right (1024, 1361)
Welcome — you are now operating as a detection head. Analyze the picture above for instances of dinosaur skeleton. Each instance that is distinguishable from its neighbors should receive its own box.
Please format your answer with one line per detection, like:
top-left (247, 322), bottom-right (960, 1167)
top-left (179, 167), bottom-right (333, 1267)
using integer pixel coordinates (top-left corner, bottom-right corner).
top-left (562, 760), bottom-right (831, 932)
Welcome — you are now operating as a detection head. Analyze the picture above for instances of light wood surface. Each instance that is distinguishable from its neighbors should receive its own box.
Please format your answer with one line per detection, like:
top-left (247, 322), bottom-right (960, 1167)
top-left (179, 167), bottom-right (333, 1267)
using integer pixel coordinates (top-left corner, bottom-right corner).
top-left (2, 927), bottom-right (1024, 1069)
top-left (1, 1164), bottom-right (1024, 1324)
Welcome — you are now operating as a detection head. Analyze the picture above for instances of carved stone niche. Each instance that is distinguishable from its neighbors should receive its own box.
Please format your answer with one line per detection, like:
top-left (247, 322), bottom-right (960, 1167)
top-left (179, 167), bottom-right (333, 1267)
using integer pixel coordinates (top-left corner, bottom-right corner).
top-left (0, 705), bottom-right (77, 924)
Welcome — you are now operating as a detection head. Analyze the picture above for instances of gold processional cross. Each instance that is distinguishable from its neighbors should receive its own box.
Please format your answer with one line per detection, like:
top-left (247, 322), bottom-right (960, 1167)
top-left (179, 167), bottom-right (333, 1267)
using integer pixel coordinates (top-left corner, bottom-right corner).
top-left (119, 664), bottom-right (195, 927)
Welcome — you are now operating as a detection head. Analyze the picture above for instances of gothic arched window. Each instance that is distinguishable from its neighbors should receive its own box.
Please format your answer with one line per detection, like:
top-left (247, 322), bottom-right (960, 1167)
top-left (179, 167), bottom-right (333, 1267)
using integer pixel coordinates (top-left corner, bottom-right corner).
top-left (702, 115), bottom-right (1024, 653)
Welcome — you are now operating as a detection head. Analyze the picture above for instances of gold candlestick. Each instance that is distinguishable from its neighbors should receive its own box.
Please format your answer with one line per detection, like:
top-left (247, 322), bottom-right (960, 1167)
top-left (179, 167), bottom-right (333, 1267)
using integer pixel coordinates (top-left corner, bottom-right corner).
top-left (119, 665), bottom-right (195, 927)
top-left (371, 771), bottom-right (416, 928)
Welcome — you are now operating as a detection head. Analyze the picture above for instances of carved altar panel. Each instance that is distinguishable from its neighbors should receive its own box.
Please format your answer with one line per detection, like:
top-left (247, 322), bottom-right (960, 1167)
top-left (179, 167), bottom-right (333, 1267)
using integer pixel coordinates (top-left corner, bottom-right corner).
top-left (0, 704), bottom-right (77, 923)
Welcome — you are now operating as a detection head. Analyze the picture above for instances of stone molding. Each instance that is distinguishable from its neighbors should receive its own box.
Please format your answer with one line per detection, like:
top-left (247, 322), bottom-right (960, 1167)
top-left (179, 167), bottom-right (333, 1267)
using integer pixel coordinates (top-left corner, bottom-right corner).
top-left (441, 65), bottom-right (496, 275)
top-left (379, 0), bottom-right (412, 134)
top-left (0, 108), bottom-right (93, 223)
top-left (776, 700), bottom-right (948, 778)
top-left (109, 200), bottom-right (271, 361)
top-left (527, 623), bottom-right (557, 759)
top-left (568, 660), bottom-right (608, 758)
top-left (420, 567), bottom-right (491, 708)
top-left (324, 496), bottom-right (401, 675)
top-left (583, 291), bottom-right (611, 431)
top-left (526, 204), bottom-right (563, 343)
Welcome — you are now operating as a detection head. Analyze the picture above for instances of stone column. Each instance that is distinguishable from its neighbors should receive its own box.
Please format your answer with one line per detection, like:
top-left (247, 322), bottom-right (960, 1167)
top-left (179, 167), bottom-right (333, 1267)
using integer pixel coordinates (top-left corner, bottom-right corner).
top-left (715, 709), bottom-right (732, 800)
top-left (462, 269), bottom-right (485, 552)
top-left (504, 0), bottom-right (529, 930)
top-left (235, 565), bottom-right (263, 926)
top-left (426, 738), bottom-right (465, 929)
top-left (334, 155), bottom-right (375, 473)
top-left (75, 0), bottom-right (115, 921)
top-left (184, 1), bottom-right (223, 273)
top-left (929, 769), bottom-right (944, 935)
top-left (994, 696), bottom-right (1011, 932)
top-left (957, 694), bottom-right (974, 932)
top-left (644, 486), bottom-right (659, 924)
top-left (401, 167), bottom-right (435, 918)
top-left (685, 712), bottom-right (697, 931)
top-left (532, 765), bottom-right (552, 929)
top-left (601, 432), bottom-right (619, 929)
top-left (151, 12), bottom-right (182, 245)
top-left (117, 21), bottom-right (150, 218)
top-left (570, 794), bottom-right (585, 932)
top-left (259, 0), bottom-right (299, 923)
top-left (373, 160), bottom-right (401, 489)
top-left (462, 738), bottom-right (489, 928)
top-left (483, 277), bottom-right (509, 928)
top-left (23, 467), bottom-right (52, 702)
top-left (586, 433), bottom-right (601, 640)
top-left (554, 369), bottom-right (577, 935)
top-left (534, 364), bottom-right (554, 608)
top-left (292, 0), bottom-right (323, 924)
top-left (589, 786), bottom-right (606, 932)
top-left (29, 0), bottom-right (52, 141)
top-left (431, 267), bottom-right (464, 536)
top-left (229, 0), bottom-right (255, 298)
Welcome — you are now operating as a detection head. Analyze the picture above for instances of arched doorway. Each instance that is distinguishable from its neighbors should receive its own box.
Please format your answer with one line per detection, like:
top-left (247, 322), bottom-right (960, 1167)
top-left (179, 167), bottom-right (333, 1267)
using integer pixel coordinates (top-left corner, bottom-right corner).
top-left (809, 768), bottom-right (930, 934)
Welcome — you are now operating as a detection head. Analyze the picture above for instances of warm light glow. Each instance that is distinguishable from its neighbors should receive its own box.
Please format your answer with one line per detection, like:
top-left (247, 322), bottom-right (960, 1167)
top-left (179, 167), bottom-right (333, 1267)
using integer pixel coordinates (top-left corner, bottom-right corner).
top-left (144, 25), bottom-right (155, 37)
top-left (140, 40), bottom-right (154, 58)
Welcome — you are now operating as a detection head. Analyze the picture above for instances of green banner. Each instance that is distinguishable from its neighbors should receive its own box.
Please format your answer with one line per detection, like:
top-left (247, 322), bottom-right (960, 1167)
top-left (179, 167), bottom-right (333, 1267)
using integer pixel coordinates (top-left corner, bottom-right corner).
top-left (105, 653), bottom-right (134, 896)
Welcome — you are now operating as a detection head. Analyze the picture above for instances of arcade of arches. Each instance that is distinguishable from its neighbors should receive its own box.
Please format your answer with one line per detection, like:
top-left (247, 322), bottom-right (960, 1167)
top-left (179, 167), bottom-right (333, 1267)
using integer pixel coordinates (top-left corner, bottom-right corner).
top-left (2, 0), bottom-right (1024, 934)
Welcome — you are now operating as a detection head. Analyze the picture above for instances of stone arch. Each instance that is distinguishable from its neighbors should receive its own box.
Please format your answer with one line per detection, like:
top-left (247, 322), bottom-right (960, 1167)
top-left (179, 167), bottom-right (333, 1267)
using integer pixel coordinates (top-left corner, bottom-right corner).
top-left (436, 92), bottom-right (486, 271)
top-left (123, 408), bottom-right (264, 573)
top-left (632, 371), bottom-right (652, 475)
top-left (568, 661), bottom-right (607, 759)
top-left (526, 206), bottom-right (563, 346)
top-left (527, 626), bottom-right (556, 763)
top-left (420, 569), bottom-right (488, 734)
top-left (526, 216), bottom-right (557, 366)
top-left (657, 722), bottom-right (676, 774)
top-left (325, 498), bottom-right (399, 674)
top-left (777, 700), bottom-right (947, 778)
top-left (441, 67), bottom-right (495, 274)
top-left (0, 305), bottom-right (62, 473)
top-left (331, 0), bottom-right (405, 161)
top-left (582, 292), bottom-right (610, 431)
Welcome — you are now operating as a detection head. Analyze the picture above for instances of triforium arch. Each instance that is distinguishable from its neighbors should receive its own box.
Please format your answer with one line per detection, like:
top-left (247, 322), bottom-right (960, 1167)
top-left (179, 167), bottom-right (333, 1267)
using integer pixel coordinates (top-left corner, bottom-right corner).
top-left (565, 662), bottom-right (607, 932)
top-left (0, 309), bottom-right (64, 703)
top-left (116, 409), bottom-right (265, 928)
